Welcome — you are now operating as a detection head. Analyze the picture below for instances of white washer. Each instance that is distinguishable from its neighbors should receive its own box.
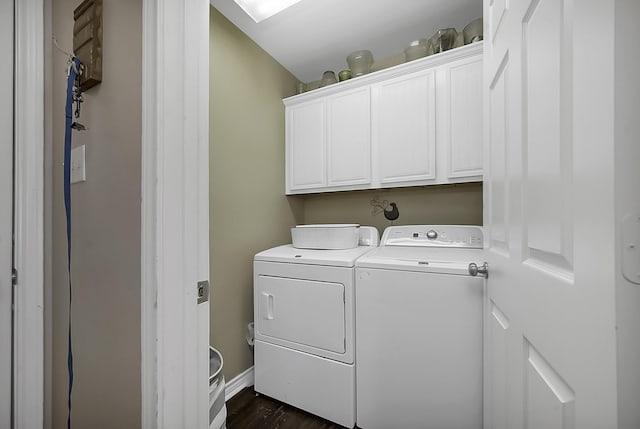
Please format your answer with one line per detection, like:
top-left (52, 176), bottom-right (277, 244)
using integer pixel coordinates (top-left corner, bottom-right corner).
top-left (355, 225), bottom-right (484, 429)
top-left (253, 229), bottom-right (378, 428)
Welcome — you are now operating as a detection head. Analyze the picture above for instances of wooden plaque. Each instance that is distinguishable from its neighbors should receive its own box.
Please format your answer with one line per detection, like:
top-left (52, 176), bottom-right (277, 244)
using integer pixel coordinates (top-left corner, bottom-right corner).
top-left (73, 0), bottom-right (102, 91)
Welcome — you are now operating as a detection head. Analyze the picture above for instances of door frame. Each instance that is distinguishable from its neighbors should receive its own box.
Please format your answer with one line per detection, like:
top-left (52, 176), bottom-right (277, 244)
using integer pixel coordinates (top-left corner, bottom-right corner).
top-left (141, 0), bottom-right (210, 427)
top-left (13, 0), bottom-right (210, 427)
top-left (13, 0), bottom-right (45, 427)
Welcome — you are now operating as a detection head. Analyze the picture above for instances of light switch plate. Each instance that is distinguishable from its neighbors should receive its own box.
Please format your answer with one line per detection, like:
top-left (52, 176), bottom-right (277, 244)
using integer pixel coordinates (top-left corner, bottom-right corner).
top-left (71, 145), bottom-right (86, 184)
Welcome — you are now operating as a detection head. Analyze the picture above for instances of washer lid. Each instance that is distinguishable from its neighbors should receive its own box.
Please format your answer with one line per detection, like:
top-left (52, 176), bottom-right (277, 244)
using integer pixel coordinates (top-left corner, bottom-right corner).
top-left (356, 246), bottom-right (485, 275)
top-left (255, 244), bottom-right (375, 267)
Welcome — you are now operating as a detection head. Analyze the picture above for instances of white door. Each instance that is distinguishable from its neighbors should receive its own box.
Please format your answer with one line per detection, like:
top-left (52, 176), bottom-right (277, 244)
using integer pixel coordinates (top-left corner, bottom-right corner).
top-left (326, 87), bottom-right (371, 187)
top-left (440, 54), bottom-right (483, 179)
top-left (372, 70), bottom-right (436, 186)
top-left (484, 1), bottom-right (618, 429)
top-left (0, 0), bottom-right (13, 426)
top-left (253, 260), bottom-right (355, 363)
top-left (255, 275), bottom-right (346, 354)
top-left (287, 100), bottom-right (326, 192)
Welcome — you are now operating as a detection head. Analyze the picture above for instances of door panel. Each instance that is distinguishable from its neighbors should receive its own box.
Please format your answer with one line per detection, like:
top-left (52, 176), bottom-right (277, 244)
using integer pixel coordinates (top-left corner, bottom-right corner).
top-left (486, 301), bottom-right (510, 429)
top-left (327, 88), bottom-right (371, 186)
top-left (524, 342), bottom-right (575, 429)
top-left (522, 0), bottom-right (573, 275)
top-left (484, 0), bottom-right (618, 428)
top-left (288, 101), bottom-right (325, 190)
top-left (0, 0), bottom-right (13, 426)
top-left (372, 70), bottom-right (436, 185)
top-left (489, 0), bottom-right (508, 42)
top-left (488, 55), bottom-right (509, 254)
top-left (447, 56), bottom-right (483, 178)
top-left (255, 275), bottom-right (346, 354)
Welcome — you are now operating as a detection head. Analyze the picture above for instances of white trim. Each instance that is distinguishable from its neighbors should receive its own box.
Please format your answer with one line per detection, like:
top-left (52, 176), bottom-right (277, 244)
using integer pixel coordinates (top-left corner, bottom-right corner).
top-left (140, 0), bottom-right (158, 426)
top-left (225, 366), bottom-right (255, 402)
top-left (141, 0), bottom-right (210, 428)
top-left (43, 0), bottom-right (54, 427)
top-left (13, 0), bottom-right (44, 428)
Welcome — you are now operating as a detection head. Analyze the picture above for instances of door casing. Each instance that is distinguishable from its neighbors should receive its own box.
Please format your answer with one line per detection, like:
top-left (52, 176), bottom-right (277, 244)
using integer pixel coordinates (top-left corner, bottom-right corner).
top-left (12, 0), bottom-right (46, 428)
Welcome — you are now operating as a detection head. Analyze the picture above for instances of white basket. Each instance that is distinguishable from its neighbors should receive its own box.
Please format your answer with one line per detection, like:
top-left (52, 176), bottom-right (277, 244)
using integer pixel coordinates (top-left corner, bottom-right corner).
top-left (291, 224), bottom-right (360, 249)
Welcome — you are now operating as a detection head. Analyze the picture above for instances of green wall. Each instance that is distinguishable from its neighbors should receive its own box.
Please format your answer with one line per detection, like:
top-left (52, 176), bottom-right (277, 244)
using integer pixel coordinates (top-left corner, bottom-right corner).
top-left (302, 184), bottom-right (482, 235)
top-left (209, 7), bottom-right (304, 380)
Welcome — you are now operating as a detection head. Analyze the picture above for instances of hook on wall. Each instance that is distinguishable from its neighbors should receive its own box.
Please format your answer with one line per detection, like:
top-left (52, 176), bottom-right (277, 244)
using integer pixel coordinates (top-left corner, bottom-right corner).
top-left (52, 35), bottom-right (74, 60)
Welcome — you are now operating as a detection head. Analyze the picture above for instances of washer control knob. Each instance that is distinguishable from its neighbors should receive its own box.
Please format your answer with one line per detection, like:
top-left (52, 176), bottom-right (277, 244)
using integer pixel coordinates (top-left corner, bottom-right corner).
top-left (426, 230), bottom-right (438, 239)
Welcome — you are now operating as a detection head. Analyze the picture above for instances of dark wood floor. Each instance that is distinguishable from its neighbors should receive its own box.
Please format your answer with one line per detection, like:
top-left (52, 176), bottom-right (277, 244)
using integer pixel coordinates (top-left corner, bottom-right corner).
top-left (226, 387), bottom-right (349, 429)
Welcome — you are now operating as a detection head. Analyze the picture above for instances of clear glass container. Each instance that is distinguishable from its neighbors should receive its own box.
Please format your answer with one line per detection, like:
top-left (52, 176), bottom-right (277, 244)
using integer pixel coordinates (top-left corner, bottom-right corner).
top-left (346, 50), bottom-right (374, 77)
top-left (404, 39), bottom-right (431, 62)
top-left (319, 70), bottom-right (337, 87)
top-left (430, 28), bottom-right (458, 53)
top-left (338, 70), bottom-right (352, 81)
top-left (463, 18), bottom-right (483, 44)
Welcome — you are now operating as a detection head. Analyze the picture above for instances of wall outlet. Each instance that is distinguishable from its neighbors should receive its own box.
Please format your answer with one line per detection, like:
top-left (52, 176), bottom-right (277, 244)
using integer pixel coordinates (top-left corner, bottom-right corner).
top-left (70, 145), bottom-right (86, 184)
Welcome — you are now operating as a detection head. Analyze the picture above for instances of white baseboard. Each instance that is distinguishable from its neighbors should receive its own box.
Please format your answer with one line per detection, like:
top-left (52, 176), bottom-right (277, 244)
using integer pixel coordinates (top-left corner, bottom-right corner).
top-left (225, 366), bottom-right (254, 401)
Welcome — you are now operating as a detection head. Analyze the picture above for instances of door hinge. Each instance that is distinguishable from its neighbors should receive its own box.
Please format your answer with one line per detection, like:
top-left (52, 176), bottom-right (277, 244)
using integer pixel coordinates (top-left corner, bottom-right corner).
top-left (11, 268), bottom-right (17, 286)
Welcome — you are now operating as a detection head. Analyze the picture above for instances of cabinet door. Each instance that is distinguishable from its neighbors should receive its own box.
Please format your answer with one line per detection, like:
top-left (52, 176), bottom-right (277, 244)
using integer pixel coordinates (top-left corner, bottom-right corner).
top-left (326, 88), bottom-right (371, 187)
top-left (372, 70), bottom-right (436, 186)
top-left (287, 100), bottom-right (325, 192)
top-left (442, 55), bottom-right (483, 179)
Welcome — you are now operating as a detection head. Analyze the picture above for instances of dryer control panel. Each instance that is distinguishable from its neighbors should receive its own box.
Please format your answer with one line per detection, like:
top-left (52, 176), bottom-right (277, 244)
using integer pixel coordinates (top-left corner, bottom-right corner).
top-left (380, 225), bottom-right (483, 248)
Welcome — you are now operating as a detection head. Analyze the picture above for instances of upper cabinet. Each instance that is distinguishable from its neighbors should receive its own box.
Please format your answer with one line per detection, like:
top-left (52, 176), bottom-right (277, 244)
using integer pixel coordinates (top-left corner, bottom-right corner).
top-left (284, 43), bottom-right (483, 195)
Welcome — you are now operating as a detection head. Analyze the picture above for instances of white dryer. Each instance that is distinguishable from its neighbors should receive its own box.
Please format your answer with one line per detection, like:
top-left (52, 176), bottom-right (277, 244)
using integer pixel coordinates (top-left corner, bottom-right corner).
top-left (253, 227), bottom-right (379, 428)
top-left (355, 225), bottom-right (485, 429)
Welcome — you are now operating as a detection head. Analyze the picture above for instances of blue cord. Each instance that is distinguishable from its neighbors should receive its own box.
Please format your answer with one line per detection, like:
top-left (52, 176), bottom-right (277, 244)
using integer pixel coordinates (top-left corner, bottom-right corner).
top-left (63, 57), bottom-right (81, 429)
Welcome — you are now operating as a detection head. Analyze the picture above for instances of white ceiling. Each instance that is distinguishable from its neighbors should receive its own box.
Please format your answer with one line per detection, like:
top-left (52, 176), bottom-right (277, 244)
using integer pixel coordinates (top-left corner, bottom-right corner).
top-left (210, 0), bottom-right (482, 83)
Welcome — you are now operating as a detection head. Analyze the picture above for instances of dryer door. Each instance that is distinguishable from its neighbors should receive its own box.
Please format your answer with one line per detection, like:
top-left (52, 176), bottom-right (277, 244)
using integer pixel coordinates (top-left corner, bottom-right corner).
top-left (256, 275), bottom-right (345, 354)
